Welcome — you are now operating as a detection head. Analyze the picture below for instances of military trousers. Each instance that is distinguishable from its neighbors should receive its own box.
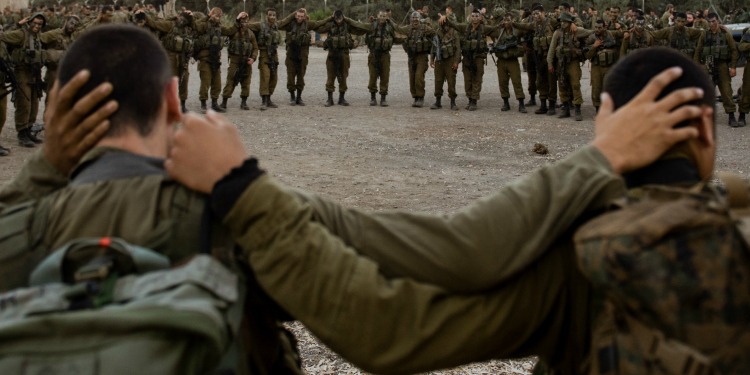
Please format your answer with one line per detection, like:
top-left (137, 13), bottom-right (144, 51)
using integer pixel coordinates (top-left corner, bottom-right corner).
top-left (525, 49), bottom-right (537, 97)
top-left (433, 59), bottom-right (457, 99)
top-left (408, 52), bottom-right (429, 98)
top-left (222, 54), bottom-right (253, 99)
top-left (14, 68), bottom-right (42, 132)
top-left (368, 51), bottom-right (391, 95)
top-left (710, 61), bottom-right (737, 113)
top-left (168, 52), bottom-right (190, 101)
top-left (462, 55), bottom-right (485, 100)
top-left (258, 50), bottom-right (279, 96)
top-left (590, 64), bottom-right (612, 107)
top-left (326, 49), bottom-right (350, 93)
top-left (741, 62), bottom-right (750, 114)
top-left (285, 46), bottom-right (309, 93)
top-left (496, 56), bottom-right (525, 100)
top-left (198, 58), bottom-right (222, 101)
top-left (557, 60), bottom-right (583, 105)
top-left (535, 53), bottom-right (557, 101)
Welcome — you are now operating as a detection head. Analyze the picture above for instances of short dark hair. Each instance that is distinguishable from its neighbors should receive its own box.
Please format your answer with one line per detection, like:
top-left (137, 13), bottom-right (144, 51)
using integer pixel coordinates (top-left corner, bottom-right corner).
top-left (58, 25), bottom-right (171, 137)
top-left (707, 12), bottom-right (718, 20)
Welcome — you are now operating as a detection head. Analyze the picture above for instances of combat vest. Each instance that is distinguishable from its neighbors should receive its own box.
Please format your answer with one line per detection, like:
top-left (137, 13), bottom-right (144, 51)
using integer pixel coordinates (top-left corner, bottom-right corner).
top-left (42, 31), bottom-right (73, 67)
top-left (228, 29), bottom-right (254, 58)
top-left (669, 27), bottom-right (695, 57)
top-left (532, 18), bottom-right (553, 55)
top-left (9, 28), bottom-right (44, 69)
top-left (624, 31), bottom-right (650, 55)
top-left (324, 21), bottom-right (353, 51)
top-left (433, 28), bottom-right (457, 61)
top-left (462, 23), bottom-right (488, 56)
top-left (257, 22), bottom-right (280, 49)
top-left (555, 29), bottom-right (583, 61)
top-left (701, 29), bottom-right (731, 62)
top-left (366, 21), bottom-right (394, 53)
top-left (161, 24), bottom-right (193, 54)
top-left (575, 175), bottom-right (750, 375)
top-left (588, 32), bottom-right (618, 66)
top-left (195, 22), bottom-right (222, 52)
top-left (406, 23), bottom-right (431, 54)
top-left (493, 28), bottom-right (522, 59)
top-left (285, 19), bottom-right (311, 48)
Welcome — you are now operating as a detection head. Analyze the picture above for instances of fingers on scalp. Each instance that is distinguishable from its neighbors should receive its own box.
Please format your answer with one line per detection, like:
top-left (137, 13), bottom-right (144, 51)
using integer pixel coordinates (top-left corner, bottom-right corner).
top-left (640, 67), bottom-right (682, 100)
top-left (658, 88), bottom-right (703, 110)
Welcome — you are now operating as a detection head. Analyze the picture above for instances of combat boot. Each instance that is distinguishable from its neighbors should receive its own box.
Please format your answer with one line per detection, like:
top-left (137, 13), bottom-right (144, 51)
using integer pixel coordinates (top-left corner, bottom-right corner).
top-left (547, 100), bottom-right (557, 116)
top-left (220, 97), bottom-right (228, 110)
top-left (0, 145), bottom-right (9, 156)
top-left (266, 96), bottom-right (278, 108)
top-left (338, 92), bottom-right (349, 106)
top-left (370, 92), bottom-right (377, 106)
top-left (181, 100), bottom-right (187, 113)
top-left (289, 91), bottom-right (296, 105)
top-left (558, 102), bottom-right (571, 118)
top-left (739, 113), bottom-right (747, 127)
top-left (212, 99), bottom-right (226, 113)
top-left (200, 100), bottom-right (207, 113)
top-left (412, 97), bottom-right (419, 107)
top-left (325, 91), bottom-right (334, 107)
top-left (17, 129), bottom-right (34, 148)
top-left (535, 100), bottom-right (548, 114)
top-left (518, 99), bottom-right (527, 113)
top-left (729, 113), bottom-right (739, 127)
top-left (431, 96), bottom-right (442, 109)
top-left (450, 98), bottom-right (458, 110)
top-left (525, 95), bottom-right (536, 106)
top-left (296, 90), bottom-right (305, 106)
top-left (467, 99), bottom-right (477, 111)
top-left (574, 105), bottom-right (582, 121)
top-left (380, 94), bottom-right (388, 107)
top-left (240, 97), bottom-right (249, 110)
top-left (501, 98), bottom-right (511, 111)
top-left (260, 96), bottom-right (268, 111)
top-left (415, 97), bottom-right (424, 108)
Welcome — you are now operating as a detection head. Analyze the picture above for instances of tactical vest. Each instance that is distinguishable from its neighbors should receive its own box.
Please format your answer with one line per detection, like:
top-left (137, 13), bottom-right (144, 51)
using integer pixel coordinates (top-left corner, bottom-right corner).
top-left (462, 24), bottom-right (488, 55)
top-left (227, 29), bottom-right (254, 57)
top-left (669, 27), bottom-right (695, 57)
top-left (366, 21), bottom-right (394, 52)
top-left (9, 28), bottom-right (44, 68)
top-left (701, 29), bottom-right (731, 62)
top-left (195, 23), bottom-right (222, 52)
top-left (324, 21), bottom-right (353, 50)
top-left (575, 176), bottom-right (750, 375)
top-left (589, 32), bottom-right (618, 66)
top-left (286, 20), bottom-right (311, 47)
top-left (257, 22), bottom-right (280, 48)
top-left (494, 28), bottom-right (522, 59)
top-left (532, 18), bottom-right (553, 55)
top-left (556, 30), bottom-right (582, 61)
top-left (161, 25), bottom-right (193, 54)
top-left (406, 23), bottom-right (431, 54)
top-left (434, 28), bottom-right (457, 60)
top-left (624, 32), bottom-right (650, 55)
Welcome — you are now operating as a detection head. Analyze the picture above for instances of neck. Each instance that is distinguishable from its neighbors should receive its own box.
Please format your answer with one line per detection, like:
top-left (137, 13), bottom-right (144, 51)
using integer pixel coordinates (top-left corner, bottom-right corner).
top-left (624, 157), bottom-right (701, 188)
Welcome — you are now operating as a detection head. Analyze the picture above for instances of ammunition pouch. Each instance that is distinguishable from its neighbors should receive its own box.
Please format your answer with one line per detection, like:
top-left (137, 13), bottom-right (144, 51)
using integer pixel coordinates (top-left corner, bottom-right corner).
top-left (557, 47), bottom-right (581, 61)
top-left (532, 36), bottom-right (551, 53)
top-left (462, 38), bottom-right (487, 53)
top-left (11, 48), bottom-right (43, 66)
top-left (228, 39), bottom-right (253, 57)
top-left (440, 43), bottom-right (454, 59)
top-left (287, 32), bottom-right (311, 47)
top-left (407, 37), bottom-right (431, 54)
top-left (594, 49), bottom-right (616, 66)
top-left (325, 35), bottom-right (353, 50)
top-left (702, 45), bottom-right (730, 61)
top-left (367, 36), bottom-right (393, 52)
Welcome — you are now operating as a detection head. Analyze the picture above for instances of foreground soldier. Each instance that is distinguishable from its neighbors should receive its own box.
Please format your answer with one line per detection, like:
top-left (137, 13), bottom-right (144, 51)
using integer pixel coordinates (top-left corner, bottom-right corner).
top-left (0, 25), bottom-right (303, 373)
top-left (165, 52), bottom-right (705, 373)
top-left (695, 13), bottom-right (738, 127)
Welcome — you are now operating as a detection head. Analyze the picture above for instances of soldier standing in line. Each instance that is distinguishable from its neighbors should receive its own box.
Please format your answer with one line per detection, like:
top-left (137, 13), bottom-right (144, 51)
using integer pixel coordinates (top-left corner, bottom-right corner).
top-left (247, 8), bottom-right (281, 111)
top-left (492, 13), bottom-right (527, 113)
top-left (584, 19), bottom-right (625, 116)
top-left (515, 4), bottom-right (557, 115)
top-left (520, 7), bottom-right (537, 108)
top-left (547, 12), bottom-right (593, 121)
top-left (650, 12), bottom-right (703, 60)
top-left (193, 7), bottom-right (237, 113)
top-left (145, 10), bottom-right (195, 113)
top-left (394, 11), bottom-right (435, 108)
top-left (278, 8), bottom-right (329, 106)
top-left (738, 27), bottom-right (750, 127)
top-left (1, 13), bottom-right (53, 147)
top-left (220, 12), bottom-right (258, 111)
top-left (441, 9), bottom-right (499, 111)
top-left (620, 16), bottom-right (653, 57)
top-left (428, 16), bottom-right (460, 110)
top-left (315, 10), bottom-right (363, 107)
top-left (695, 13), bottom-right (738, 127)
top-left (346, 10), bottom-right (396, 107)
top-left (40, 15), bottom-right (80, 123)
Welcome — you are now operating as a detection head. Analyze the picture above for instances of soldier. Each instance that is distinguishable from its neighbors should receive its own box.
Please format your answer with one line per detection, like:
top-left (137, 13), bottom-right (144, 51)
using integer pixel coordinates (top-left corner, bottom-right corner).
top-left (695, 13), bottom-right (738, 127)
top-left (547, 12), bottom-right (593, 121)
top-left (220, 12), bottom-right (258, 111)
top-left (584, 19), bottom-right (624, 116)
top-left (1, 13), bottom-right (52, 147)
top-left (0, 25), bottom-right (9, 156)
top-left (428, 15), bottom-right (460, 110)
top-left (247, 8), bottom-right (281, 111)
top-left (395, 11), bottom-right (435, 108)
top-left (620, 16), bottom-right (653, 57)
top-left (693, 11), bottom-right (709, 30)
top-left (738, 27), bottom-right (750, 127)
top-left (515, 5), bottom-right (557, 115)
top-left (278, 9), bottom-right (328, 106)
top-left (346, 10), bottom-right (396, 107)
top-left (605, 6), bottom-right (623, 30)
top-left (193, 7), bottom-right (237, 113)
top-left (111, 4), bottom-right (129, 24)
top-left (492, 14), bottom-right (527, 113)
top-left (40, 15), bottom-right (80, 123)
top-left (520, 7), bottom-right (537, 108)
top-left (315, 10), bottom-right (362, 107)
top-left (650, 12), bottom-right (703, 60)
top-left (145, 10), bottom-right (195, 113)
top-left (442, 9), bottom-right (498, 111)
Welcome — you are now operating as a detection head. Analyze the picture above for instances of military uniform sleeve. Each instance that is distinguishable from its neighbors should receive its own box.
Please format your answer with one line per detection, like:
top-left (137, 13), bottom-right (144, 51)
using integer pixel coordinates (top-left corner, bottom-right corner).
top-left (694, 32), bottom-right (704, 62)
top-left (221, 23), bottom-right (238, 36)
top-left (0, 149), bottom-right (68, 205)
top-left (246, 22), bottom-right (261, 33)
top-left (727, 31), bottom-right (738, 68)
top-left (513, 21), bottom-right (534, 32)
top-left (345, 17), bottom-right (371, 33)
top-left (277, 11), bottom-right (295, 29)
top-left (249, 32), bottom-right (259, 60)
top-left (584, 34), bottom-right (598, 60)
top-left (0, 29), bottom-right (25, 45)
top-left (343, 17), bottom-right (367, 36)
top-left (144, 15), bottom-right (174, 33)
top-left (39, 28), bottom-right (62, 44)
top-left (649, 27), bottom-right (669, 41)
top-left (739, 30), bottom-right (750, 53)
top-left (547, 30), bottom-right (560, 66)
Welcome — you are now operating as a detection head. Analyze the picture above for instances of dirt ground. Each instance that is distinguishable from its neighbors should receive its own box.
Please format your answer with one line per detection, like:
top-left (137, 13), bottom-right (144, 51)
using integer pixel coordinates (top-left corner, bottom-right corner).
top-left (1, 47), bottom-right (748, 374)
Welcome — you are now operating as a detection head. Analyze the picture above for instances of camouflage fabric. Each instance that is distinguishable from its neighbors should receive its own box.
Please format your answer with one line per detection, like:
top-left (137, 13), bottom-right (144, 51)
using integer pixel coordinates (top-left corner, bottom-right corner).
top-left (575, 183), bottom-right (750, 374)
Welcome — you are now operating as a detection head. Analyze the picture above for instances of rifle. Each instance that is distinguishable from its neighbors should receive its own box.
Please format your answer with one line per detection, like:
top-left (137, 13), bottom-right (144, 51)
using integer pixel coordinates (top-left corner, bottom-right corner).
top-left (266, 43), bottom-right (278, 75)
top-left (492, 41), bottom-right (518, 53)
top-left (0, 58), bottom-right (17, 100)
top-left (557, 54), bottom-right (569, 91)
top-left (232, 38), bottom-right (249, 89)
top-left (432, 34), bottom-right (442, 62)
top-left (706, 54), bottom-right (718, 86)
top-left (209, 41), bottom-right (221, 72)
top-left (179, 33), bottom-right (192, 86)
top-left (463, 50), bottom-right (477, 73)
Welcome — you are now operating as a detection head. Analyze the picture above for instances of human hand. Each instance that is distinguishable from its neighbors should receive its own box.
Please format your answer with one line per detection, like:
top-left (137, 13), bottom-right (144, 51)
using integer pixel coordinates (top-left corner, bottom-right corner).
top-left (247, 58), bottom-right (255, 65)
top-left (730, 67), bottom-right (736, 77)
top-left (429, 60), bottom-right (435, 68)
top-left (593, 39), bottom-right (602, 47)
top-left (593, 67), bottom-right (704, 174)
top-left (548, 65), bottom-right (554, 73)
top-left (452, 63), bottom-right (458, 71)
top-left (44, 70), bottom-right (118, 175)
top-left (165, 111), bottom-right (247, 193)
